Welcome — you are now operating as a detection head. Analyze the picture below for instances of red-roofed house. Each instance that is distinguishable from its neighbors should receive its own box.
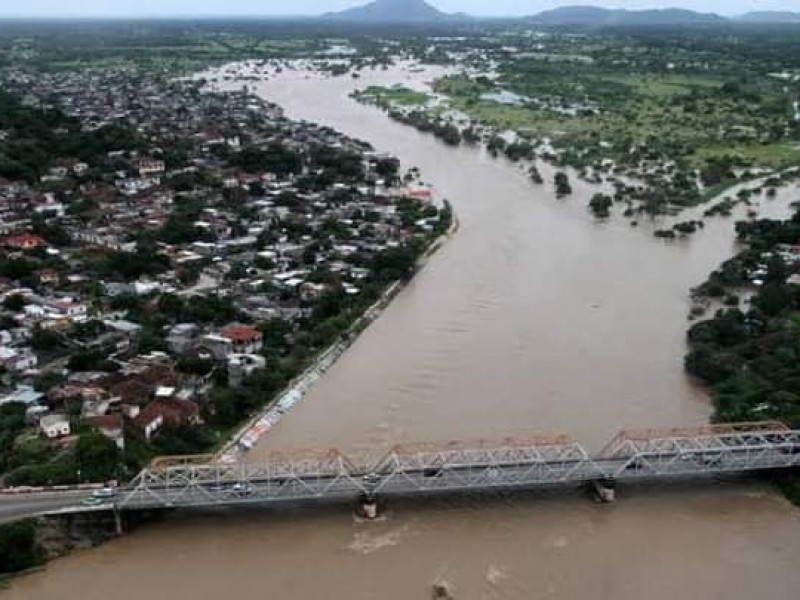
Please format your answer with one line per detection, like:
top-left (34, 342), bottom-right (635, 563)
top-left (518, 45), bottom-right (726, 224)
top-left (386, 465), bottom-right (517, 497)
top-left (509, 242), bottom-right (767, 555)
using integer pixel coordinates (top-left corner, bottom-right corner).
top-left (85, 414), bottom-right (125, 449)
top-left (221, 324), bottom-right (263, 355)
top-left (3, 233), bottom-right (45, 251)
top-left (132, 397), bottom-right (200, 440)
top-left (407, 188), bottom-right (433, 202)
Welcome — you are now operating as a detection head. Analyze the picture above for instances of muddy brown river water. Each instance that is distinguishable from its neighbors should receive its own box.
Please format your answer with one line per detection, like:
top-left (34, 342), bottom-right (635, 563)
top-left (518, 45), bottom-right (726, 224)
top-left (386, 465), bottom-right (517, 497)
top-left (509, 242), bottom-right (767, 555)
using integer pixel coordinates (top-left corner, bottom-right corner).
top-left (7, 65), bottom-right (800, 600)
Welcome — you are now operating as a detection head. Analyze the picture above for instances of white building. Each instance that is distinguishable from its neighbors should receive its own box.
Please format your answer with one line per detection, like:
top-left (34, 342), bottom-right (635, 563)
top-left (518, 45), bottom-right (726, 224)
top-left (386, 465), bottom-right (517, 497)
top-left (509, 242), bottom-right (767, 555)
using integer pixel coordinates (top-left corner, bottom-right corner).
top-left (40, 414), bottom-right (71, 439)
top-left (0, 346), bottom-right (38, 372)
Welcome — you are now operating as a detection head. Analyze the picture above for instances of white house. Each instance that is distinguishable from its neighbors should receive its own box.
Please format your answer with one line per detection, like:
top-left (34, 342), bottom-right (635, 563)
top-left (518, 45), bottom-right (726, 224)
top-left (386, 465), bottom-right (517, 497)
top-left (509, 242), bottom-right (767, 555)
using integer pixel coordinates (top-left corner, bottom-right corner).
top-left (40, 414), bottom-right (71, 439)
top-left (220, 325), bottom-right (263, 355)
top-left (228, 354), bottom-right (267, 387)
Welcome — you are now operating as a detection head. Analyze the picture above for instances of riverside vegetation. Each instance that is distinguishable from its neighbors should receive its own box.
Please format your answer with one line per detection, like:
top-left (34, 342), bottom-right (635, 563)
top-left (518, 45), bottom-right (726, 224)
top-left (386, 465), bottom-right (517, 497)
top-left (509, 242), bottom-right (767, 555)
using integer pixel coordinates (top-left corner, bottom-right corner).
top-left (352, 26), bottom-right (800, 219)
top-left (686, 209), bottom-right (800, 499)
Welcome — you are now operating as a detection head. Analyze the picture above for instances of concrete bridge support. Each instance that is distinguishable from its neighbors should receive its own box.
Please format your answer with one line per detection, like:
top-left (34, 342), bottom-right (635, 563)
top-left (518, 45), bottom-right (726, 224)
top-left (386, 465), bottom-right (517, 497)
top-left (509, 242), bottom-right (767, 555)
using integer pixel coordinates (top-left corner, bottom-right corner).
top-left (592, 478), bottom-right (616, 503)
top-left (356, 494), bottom-right (380, 520)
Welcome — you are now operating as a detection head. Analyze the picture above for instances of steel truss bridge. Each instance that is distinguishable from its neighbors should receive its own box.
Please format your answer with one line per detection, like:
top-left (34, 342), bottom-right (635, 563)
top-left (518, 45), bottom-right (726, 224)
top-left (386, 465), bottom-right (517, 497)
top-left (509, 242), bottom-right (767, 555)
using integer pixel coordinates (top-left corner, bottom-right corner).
top-left (115, 421), bottom-right (800, 511)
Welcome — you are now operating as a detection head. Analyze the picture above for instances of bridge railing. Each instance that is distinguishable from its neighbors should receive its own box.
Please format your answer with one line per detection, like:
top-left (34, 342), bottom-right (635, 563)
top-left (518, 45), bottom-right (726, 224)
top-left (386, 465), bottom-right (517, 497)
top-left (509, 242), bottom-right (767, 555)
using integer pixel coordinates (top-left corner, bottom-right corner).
top-left (599, 421), bottom-right (791, 458)
top-left (599, 422), bottom-right (800, 479)
top-left (115, 423), bottom-right (800, 509)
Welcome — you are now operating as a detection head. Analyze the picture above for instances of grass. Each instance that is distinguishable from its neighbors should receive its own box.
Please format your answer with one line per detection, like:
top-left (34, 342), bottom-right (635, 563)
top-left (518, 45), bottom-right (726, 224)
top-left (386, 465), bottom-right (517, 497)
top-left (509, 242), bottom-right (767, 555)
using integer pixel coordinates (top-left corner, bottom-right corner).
top-left (700, 178), bottom-right (745, 203)
top-left (600, 73), bottom-right (724, 97)
top-left (695, 143), bottom-right (800, 168)
top-left (363, 86), bottom-right (431, 107)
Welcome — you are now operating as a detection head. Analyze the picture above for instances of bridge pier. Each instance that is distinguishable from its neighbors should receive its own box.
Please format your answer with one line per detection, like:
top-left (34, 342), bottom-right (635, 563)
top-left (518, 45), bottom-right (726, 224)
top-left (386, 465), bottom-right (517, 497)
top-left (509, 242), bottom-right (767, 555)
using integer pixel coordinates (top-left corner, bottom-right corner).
top-left (357, 494), bottom-right (380, 520)
top-left (113, 507), bottom-right (125, 536)
top-left (592, 477), bottom-right (616, 503)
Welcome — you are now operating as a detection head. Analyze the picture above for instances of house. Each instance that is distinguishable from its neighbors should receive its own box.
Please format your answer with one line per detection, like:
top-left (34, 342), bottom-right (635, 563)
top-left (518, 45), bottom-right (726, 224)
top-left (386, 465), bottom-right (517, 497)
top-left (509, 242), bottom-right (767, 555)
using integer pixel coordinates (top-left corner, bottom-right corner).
top-left (109, 365), bottom-right (178, 406)
top-left (132, 405), bottom-right (163, 440)
top-left (135, 159), bottom-right (166, 177)
top-left (35, 269), bottom-right (60, 285)
top-left (166, 323), bottom-right (201, 355)
top-left (85, 414), bottom-right (125, 449)
top-left (46, 298), bottom-right (88, 320)
top-left (40, 413), bottom-right (71, 439)
top-left (0, 346), bottom-right (38, 372)
top-left (228, 353), bottom-right (267, 387)
top-left (107, 379), bottom-right (149, 407)
top-left (220, 324), bottom-right (263, 355)
top-left (2, 233), bottom-right (45, 251)
top-left (132, 397), bottom-right (200, 440)
top-left (0, 385), bottom-right (44, 407)
top-left (200, 334), bottom-right (235, 361)
top-left (299, 282), bottom-right (328, 301)
top-left (103, 319), bottom-right (142, 340)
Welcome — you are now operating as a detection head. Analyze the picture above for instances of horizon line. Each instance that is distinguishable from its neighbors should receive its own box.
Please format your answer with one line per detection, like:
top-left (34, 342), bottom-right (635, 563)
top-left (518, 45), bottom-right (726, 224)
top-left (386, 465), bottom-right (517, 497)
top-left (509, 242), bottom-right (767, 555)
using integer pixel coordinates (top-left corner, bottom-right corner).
top-left (0, 13), bottom-right (788, 21)
top-left (2, 7), bottom-right (799, 21)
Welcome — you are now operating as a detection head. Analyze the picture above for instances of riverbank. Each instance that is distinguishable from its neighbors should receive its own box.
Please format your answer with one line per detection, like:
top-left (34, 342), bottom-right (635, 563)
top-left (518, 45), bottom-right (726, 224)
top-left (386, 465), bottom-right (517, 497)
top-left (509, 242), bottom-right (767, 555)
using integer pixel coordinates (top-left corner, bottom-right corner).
top-left (0, 517), bottom-right (109, 581)
top-left (218, 204), bottom-right (458, 462)
top-left (0, 208), bottom-right (459, 580)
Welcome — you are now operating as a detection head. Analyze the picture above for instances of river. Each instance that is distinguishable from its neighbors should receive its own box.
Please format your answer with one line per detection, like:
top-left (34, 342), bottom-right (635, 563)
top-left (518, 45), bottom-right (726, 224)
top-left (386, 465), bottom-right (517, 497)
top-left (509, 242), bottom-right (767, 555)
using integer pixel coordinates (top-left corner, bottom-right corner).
top-left (7, 64), bottom-right (800, 600)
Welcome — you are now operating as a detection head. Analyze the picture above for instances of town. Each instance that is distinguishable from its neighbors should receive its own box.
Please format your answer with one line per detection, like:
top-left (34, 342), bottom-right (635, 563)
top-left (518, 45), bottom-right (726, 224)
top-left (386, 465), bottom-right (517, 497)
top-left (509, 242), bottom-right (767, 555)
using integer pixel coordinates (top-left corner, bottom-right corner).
top-left (0, 62), bottom-right (451, 488)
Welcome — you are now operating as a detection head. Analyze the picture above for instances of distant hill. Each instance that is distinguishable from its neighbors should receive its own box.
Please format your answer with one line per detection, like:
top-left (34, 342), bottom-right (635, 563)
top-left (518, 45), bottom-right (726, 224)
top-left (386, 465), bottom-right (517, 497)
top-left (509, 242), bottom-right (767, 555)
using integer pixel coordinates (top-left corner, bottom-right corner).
top-left (320, 2), bottom-right (800, 27)
top-left (324, 0), bottom-right (461, 23)
top-left (527, 6), bottom-right (727, 26)
top-left (736, 11), bottom-right (800, 23)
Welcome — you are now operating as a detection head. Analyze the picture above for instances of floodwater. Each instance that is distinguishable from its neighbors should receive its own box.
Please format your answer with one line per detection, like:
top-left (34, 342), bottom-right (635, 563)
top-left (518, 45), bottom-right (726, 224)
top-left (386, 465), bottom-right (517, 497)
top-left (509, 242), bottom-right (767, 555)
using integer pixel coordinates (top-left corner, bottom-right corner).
top-left (7, 65), bottom-right (800, 600)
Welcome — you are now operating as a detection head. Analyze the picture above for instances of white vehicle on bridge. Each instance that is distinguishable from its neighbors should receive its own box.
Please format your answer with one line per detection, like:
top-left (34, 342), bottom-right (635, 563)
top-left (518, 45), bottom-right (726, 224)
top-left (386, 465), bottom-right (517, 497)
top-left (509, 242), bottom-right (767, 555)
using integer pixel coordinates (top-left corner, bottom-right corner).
top-left (92, 487), bottom-right (117, 499)
top-left (231, 483), bottom-right (253, 496)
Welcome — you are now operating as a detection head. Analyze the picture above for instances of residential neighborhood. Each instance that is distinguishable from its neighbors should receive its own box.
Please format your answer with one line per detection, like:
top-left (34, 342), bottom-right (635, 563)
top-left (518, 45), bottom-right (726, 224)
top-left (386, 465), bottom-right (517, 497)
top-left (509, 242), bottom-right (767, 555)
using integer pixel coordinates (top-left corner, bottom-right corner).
top-left (0, 63), bottom-right (451, 486)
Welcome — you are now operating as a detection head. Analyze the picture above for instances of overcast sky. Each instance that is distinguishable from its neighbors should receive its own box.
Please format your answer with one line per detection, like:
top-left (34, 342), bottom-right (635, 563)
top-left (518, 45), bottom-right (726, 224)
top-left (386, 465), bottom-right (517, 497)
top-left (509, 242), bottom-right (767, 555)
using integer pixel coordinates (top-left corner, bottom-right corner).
top-left (1, 1), bottom-right (798, 18)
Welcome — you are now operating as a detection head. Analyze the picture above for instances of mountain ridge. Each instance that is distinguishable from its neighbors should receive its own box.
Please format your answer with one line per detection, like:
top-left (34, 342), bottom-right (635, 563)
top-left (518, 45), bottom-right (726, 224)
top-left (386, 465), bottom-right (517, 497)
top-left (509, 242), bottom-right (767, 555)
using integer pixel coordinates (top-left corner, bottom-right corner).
top-left (736, 11), bottom-right (800, 23)
top-left (526, 6), bottom-right (726, 26)
top-left (322, 1), bottom-right (800, 26)
top-left (323, 0), bottom-right (462, 23)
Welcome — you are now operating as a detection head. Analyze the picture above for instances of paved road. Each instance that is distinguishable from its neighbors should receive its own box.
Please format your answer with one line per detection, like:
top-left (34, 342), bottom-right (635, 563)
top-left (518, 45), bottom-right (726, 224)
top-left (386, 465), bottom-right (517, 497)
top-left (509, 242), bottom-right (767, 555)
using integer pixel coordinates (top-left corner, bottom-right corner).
top-left (0, 491), bottom-right (91, 523)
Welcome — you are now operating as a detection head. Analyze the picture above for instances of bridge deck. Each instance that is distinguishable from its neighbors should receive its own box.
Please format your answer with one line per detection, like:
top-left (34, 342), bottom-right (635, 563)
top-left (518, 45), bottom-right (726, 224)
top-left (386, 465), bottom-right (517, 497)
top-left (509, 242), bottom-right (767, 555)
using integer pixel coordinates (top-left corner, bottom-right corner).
top-left (2, 423), bottom-right (797, 520)
top-left (116, 424), bottom-right (800, 511)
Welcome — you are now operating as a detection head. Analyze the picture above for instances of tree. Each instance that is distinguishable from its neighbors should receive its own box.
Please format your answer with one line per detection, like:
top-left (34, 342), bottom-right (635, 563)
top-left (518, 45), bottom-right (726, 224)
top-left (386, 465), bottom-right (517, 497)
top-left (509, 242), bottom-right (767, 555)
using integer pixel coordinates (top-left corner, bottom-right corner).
top-left (68, 350), bottom-right (108, 372)
top-left (151, 425), bottom-right (216, 456)
top-left (0, 520), bottom-right (43, 574)
top-left (230, 144), bottom-right (302, 177)
top-left (753, 283), bottom-right (793, 317)
top-left (0, 402), bottom-right (27, 473)
top-left (260, 318), bottom-right (293, 352)
top-left (31, 326), bottom-right (62, 351)
top-left (589, 194), bottom-right (613, 218)
top-left (207, 387), bottom-right (240, 429)
top-left (75, 431), bottom-right (119, 482)
top-left (554, 172), bottom-right (572, 198)
top-left (2, 293), bottom-right (25, 312)
top-left (435, 124), bottom-right (462, 146)
top-left (157, 293), bottom-right (184, 321)
top-left (684, 345), bottom-right (743, 385)
top-left (33, 371), bottom-right (61, 393)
